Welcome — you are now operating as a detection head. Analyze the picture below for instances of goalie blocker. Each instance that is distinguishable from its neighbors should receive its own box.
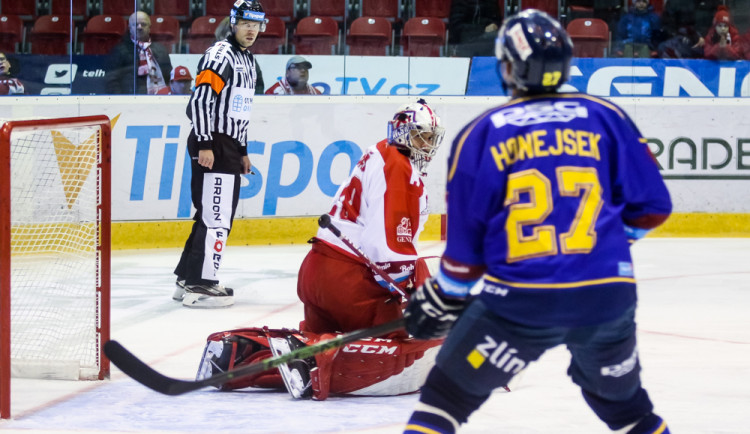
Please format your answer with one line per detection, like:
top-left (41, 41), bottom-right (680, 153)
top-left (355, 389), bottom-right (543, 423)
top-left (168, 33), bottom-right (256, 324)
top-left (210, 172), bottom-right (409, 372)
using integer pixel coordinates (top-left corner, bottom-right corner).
top-left (196, 327), bottom-right (442, 400)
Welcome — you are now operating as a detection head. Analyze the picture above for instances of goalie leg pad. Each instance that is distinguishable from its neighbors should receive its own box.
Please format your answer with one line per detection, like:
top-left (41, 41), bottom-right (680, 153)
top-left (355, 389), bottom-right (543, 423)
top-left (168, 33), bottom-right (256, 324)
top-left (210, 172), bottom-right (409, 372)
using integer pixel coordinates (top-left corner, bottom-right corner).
top-left (306, 335), bottom-right (443, 400)
top-left (196, 327), bottom-right (303, 390)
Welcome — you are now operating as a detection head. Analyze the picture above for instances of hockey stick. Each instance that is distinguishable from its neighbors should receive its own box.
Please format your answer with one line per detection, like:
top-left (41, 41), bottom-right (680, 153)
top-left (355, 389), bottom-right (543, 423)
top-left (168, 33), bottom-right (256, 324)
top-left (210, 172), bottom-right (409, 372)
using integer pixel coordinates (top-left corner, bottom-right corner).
top-left (318, 214), bottom-right (408, 300)
top-left (104, 317), bottom-right (405, 396)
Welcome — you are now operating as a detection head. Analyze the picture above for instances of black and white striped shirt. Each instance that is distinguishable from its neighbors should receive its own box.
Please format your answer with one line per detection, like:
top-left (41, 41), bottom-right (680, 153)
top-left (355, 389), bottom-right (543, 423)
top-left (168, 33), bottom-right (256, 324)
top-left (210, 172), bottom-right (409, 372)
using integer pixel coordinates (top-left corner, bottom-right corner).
top-left (187, 34), bottom-right (257, 150)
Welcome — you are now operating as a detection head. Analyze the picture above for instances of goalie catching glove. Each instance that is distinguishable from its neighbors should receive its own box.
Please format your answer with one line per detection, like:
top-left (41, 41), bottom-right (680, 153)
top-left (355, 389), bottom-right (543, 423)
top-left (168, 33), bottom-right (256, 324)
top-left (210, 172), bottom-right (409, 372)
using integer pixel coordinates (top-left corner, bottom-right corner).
top-left (404, 274), bottom-right (469, 340)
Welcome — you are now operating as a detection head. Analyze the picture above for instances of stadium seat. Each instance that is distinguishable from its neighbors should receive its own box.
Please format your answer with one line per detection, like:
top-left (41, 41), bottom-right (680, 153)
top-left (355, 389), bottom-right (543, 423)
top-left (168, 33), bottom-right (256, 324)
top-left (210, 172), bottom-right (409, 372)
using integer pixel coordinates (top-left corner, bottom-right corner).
top-left (293, 15), bottom-right (339, 55)
top-left (566, 18), bottom-right (609, 58)
top-left (150, 15), bottom-right (181, 53)
top-left (520, 0), bottom-right (558, 18)
top-left (29, 15), bottom-right (71, 55)
top-left (401, 16), bottom-right (445, 57)
top-left (49, 0), bottom-right (90, 23)
top-left (360, 0), bottom-right (402, 23)
top-left (347, 16), bottom-right (392, 56)
top-left (205, 0), bottom-right (236, 16)
top-left (308, 0), bottom-right (348, 24)
top-left (152, 0), bottom-right (192, 23)
top-left (412, 0), bottom-right (451, 20)
top-left (263, 0), bottom-right (296, 23)
top-left (0, 0), bottom-right (38, 23)
top-left (252, 16), bottom-right (286, 54)
top-left (81, 14), bottom-right (127, 55)
top-left (0, 14), bottom-right (23, 53)
top-left (100, 0), bottom-right (139, 17)
top-left (187, 15), bottom-right (222, 54)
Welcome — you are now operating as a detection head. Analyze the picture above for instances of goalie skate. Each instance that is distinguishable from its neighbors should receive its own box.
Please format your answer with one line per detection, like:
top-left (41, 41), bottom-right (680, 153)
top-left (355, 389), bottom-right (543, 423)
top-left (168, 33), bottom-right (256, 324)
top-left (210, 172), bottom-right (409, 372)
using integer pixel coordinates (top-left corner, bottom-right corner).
top-left (268, 335), bottom-right (316, 399)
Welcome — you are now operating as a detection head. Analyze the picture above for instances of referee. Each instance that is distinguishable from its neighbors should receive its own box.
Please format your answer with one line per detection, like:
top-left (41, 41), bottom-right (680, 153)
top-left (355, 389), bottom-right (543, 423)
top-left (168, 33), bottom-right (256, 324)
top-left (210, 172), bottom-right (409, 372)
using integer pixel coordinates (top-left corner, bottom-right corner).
top-left (173, 0), bottom-right (267, 308)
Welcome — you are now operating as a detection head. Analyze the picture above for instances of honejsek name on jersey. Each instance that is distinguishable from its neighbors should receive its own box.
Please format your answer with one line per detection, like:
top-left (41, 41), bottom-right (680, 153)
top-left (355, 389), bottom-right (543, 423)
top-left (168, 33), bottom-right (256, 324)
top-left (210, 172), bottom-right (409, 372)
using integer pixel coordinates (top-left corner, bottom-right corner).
top-left (490, 128), bottom-right (601, 171)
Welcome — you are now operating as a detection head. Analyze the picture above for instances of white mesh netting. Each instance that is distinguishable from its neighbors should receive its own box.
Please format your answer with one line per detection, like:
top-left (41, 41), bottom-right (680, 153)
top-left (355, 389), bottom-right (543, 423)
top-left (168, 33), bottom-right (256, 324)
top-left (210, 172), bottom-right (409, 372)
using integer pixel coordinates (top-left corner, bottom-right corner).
top-left (9, 125), bottom-right (103, 380)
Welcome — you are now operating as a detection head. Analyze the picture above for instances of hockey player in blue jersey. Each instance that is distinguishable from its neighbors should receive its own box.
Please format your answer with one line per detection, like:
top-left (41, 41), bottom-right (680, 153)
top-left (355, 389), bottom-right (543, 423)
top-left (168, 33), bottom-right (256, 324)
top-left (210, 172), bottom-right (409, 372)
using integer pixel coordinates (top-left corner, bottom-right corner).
top-left (403, 9), bottom-right (672, 434)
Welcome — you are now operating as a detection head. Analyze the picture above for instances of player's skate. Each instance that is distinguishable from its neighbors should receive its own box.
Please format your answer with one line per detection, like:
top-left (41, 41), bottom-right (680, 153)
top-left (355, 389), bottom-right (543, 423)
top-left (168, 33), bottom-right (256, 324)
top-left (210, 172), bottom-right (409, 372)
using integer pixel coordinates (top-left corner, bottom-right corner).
top-left (268, 334), bottom-right (316, 399)
top-left (173, 279), bottom-right (187, 301)
top-left (182, 283), bottom-right (235, 308)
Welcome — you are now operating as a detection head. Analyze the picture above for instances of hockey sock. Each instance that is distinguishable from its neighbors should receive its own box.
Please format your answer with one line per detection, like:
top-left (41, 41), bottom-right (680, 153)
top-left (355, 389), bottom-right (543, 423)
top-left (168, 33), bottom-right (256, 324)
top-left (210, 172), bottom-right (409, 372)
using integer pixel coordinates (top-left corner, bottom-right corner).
top-left (583, 387), bottom-right (655, 430)
top-left (405, 367), bottom-right (489, 433)
top-left (624, 413), bottom-right (670, 434)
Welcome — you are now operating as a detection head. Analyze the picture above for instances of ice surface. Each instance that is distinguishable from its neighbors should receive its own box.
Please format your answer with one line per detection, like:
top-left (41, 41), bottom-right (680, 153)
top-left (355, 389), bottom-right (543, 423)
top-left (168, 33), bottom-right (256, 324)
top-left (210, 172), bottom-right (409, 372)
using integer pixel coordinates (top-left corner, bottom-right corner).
top-left (2, 239), bottom-right (749, 433)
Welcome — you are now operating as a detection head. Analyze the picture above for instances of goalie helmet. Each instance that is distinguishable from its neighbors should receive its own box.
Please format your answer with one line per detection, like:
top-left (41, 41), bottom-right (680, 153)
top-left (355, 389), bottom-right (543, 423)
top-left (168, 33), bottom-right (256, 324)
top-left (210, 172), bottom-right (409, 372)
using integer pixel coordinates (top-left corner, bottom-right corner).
top-left (230, 0), bottom-right (267, 31)
top-left (495, 9), bottom-right (573, 93)
top-left (387, 99), bottom-right (445, 176)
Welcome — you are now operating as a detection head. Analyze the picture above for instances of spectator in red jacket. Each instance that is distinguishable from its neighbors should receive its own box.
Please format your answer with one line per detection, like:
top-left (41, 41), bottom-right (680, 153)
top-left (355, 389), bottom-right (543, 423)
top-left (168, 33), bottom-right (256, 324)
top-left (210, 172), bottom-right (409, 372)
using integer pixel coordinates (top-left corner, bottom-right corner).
top-left (0, 52), bottom-right (24, 95)
top-left (703, 6), bottom-right (742, 60)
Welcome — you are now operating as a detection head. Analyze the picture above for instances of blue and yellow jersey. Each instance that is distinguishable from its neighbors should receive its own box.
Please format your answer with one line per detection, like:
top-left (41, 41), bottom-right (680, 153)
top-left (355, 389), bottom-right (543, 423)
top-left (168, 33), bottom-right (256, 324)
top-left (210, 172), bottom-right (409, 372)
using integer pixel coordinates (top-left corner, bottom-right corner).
top-left (444, 93), bottom-right (672, 327)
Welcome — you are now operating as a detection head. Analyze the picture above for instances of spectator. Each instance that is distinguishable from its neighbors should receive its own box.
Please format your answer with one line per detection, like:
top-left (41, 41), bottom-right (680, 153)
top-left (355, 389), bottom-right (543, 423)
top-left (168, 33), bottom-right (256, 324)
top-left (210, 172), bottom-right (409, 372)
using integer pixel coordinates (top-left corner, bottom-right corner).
top-left (614, 0), bottom-right (662, 57)
top-left (660, 0), bottom-right (720, 38)
top-left (107, 11), bottom-right (172, 95)
top-left (0, 52), bottom-right (24, 95)
top-left (448, 0), bottom-right (502, 57)
top-left (703, 6), bottom-right (742, 60)
top-left (157, 66), bottom-right (194, 95)
top-left (265, 56), bottom-right (321, 95)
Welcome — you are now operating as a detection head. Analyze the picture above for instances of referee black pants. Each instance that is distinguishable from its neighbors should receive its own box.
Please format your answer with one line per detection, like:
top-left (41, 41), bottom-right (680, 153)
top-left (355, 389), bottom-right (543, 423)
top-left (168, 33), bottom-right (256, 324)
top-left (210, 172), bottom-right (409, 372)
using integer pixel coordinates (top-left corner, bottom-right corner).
top-left (174, 131), bottom-right (242, 286)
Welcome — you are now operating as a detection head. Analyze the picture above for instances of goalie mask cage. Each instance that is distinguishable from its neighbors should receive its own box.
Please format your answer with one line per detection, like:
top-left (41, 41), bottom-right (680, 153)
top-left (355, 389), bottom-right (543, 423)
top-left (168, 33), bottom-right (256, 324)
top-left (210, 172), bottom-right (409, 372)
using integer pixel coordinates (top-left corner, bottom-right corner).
top-left (0, 115), bottom-right (111, 419)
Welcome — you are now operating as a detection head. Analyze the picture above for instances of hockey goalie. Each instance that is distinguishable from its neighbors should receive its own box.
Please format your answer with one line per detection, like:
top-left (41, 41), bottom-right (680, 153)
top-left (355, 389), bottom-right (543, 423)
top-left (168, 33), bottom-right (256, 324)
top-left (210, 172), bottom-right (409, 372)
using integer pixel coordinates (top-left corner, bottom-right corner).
top-left (195, 99), bottom-right (446, 399)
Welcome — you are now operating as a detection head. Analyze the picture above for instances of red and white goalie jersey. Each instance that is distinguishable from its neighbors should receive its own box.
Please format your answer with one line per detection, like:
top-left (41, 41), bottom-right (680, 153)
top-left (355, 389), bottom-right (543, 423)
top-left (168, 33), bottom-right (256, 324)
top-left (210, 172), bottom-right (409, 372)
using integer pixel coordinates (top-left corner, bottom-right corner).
top-left (316, 139), bottom-right (428, 288)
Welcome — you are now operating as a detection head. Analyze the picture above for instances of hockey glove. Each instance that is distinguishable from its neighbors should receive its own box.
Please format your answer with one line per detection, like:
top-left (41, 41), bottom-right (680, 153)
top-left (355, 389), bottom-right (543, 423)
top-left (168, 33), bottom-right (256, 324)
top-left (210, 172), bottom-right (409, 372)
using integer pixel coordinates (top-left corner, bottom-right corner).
top-left (404, 276), bottom-right (466, 340)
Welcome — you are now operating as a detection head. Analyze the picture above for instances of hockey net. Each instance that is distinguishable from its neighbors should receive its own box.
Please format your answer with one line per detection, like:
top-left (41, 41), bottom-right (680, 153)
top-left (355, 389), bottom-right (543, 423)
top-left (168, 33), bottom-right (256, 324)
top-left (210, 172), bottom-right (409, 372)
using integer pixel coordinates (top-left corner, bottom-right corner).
top-left (0, 115), bottom-right (111, 419)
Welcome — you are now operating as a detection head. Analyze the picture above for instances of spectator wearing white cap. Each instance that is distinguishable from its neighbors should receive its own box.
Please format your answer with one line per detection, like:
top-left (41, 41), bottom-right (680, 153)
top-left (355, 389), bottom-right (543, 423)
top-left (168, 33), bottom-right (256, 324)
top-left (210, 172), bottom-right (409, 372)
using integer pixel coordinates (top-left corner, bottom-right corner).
top-left (158, 65), bottom-right (194, 95)
top-left (265, 55), bottom-right (321, 95)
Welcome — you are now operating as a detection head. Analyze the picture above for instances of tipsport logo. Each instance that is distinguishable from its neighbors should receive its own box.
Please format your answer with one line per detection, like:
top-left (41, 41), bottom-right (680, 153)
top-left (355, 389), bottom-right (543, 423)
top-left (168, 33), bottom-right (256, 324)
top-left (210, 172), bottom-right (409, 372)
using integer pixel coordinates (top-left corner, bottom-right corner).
top-left (123, 124), bottom-right (365, 218)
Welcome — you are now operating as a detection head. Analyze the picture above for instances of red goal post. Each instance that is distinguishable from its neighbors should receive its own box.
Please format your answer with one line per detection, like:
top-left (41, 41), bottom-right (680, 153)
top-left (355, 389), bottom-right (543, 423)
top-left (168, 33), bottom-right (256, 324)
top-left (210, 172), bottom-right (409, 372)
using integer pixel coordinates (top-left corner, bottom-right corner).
top-left (0, 115), bottom-right (111, 419)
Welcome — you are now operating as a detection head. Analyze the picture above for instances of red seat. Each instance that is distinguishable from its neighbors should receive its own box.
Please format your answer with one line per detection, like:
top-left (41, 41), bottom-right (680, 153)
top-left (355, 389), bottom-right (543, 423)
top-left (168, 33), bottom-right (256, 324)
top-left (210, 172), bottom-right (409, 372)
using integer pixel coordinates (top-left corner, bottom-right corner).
top-left (29, 15), bottom-right (71, 55)
top-left (566, 18), bottom-right (609, 58)
top-left (100, 0), bottom-right (138, 17)
top-left (150, 15), bottom-right (181, 53)
top-left (520, 0), bottom-right (558, 18)
top-left (49, 0), bottom-right (89, 22)
top-left (413, 0), bottom-right (450, 20)
top-left (0, 14), bottom-right (23, 53)
top-left (308, 0), bottom-right (348, 24)
top-left (293, 15), bottom-right (338, 55)
top-left (347, 16), bottom-right (392, 56)
top-left (252, 16), bottom-right (286, 54)
top-left (0, 0), bottom-right (38, 22)
top-left (205, 0), bottom-right (236, 16)
top-left (81, 14), bottom-right (126, 54)
top-left (401, 16), bottom-right (445, 57)
top-left (263, 0), bottom-right (296, 23)
top-left (187, 15), bottom-right (222, 54)
top-left (153, 0), bottom-right (192, 22)
top-left (361, 0), bottom-right (402, 22)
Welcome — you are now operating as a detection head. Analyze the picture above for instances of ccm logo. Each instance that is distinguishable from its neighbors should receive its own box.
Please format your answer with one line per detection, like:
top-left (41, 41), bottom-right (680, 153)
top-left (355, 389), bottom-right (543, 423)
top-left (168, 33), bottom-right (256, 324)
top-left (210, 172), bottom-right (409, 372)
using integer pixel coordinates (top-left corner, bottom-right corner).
top-left (342, 344), bottom-right (397, 355)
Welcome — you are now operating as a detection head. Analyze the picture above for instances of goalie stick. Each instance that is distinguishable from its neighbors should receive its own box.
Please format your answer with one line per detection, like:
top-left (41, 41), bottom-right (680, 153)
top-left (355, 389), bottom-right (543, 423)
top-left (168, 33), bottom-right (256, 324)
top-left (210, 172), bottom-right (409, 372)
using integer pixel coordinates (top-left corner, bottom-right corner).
top-left (318, 214), bottom-right (407, 300)
top-left (104, 317), bottom-right (405, 396)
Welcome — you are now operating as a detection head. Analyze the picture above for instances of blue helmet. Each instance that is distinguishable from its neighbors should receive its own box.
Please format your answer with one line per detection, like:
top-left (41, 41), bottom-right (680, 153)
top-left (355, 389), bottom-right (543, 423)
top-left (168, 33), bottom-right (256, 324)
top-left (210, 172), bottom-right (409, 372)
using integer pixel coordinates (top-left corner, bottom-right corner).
top-left (230, 0), bottom-right (267, 30)
top-left (495, 9), bottom-right (573, 93)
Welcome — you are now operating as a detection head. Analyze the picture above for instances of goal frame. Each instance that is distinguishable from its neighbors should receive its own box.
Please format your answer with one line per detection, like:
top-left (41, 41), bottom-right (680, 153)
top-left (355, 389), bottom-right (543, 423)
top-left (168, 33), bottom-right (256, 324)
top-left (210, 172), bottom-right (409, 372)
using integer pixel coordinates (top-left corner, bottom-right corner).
top-left (0, 115), bottom-right (111, 419)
